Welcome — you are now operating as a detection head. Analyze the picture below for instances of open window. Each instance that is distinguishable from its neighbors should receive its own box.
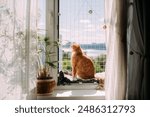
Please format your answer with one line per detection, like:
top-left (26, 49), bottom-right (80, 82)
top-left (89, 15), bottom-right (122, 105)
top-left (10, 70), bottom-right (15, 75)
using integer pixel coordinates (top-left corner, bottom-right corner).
top-left (38, 0), bottom-right (106, 93)
top-left (58, 0), bottom-right (106, 89)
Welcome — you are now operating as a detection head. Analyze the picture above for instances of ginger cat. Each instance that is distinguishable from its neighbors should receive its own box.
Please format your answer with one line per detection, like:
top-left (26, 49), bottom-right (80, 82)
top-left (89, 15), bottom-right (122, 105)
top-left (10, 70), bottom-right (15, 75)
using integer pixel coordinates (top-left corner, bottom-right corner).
top-left (71, 43), bottom-right (95, 79)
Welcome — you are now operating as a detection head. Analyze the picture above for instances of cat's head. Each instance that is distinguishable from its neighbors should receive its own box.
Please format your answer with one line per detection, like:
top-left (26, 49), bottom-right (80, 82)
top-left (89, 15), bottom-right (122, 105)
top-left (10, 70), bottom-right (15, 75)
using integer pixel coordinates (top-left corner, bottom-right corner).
top-left (71, 43), bottom-right (79, 50)
top-left (71, 43), bottom-right (82, 52)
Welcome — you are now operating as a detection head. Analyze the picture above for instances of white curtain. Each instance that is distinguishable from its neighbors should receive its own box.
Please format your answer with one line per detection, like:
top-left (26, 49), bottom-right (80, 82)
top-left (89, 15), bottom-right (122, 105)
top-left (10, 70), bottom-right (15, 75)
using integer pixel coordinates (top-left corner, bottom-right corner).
top-left (0, 0), bottom-right (38, 99)
top-left (104, 0), bottom-right (127, 99)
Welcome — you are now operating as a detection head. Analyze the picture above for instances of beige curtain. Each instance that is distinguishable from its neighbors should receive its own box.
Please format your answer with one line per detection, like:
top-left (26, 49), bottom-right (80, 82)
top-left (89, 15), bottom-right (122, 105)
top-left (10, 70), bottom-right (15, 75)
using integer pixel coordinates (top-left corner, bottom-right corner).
top-left (104, 0), bottom-right (127, 99)
top-left (0, 0), bottom-right (38, 99)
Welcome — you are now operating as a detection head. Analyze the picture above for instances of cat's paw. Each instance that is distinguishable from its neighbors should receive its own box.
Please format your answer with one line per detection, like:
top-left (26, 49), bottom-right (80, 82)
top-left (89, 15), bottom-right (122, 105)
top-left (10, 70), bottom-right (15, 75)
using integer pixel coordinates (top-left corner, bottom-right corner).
top-left (72, 77), bottom-right (78, 81)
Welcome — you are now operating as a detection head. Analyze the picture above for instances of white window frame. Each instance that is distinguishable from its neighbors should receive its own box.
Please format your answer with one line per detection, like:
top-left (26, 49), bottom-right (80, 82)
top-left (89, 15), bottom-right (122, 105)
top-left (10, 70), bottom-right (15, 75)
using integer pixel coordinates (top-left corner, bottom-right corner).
top-left (46, 0), bottom-right (59, 83)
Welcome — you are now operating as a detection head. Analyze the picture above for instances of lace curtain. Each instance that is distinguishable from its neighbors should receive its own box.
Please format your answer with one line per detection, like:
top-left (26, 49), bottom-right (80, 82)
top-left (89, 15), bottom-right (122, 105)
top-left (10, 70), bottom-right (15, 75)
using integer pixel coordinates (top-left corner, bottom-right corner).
top-left (0, 0), bottom-right (38, 99)
top-left (104, 0), bottom-right (127, 99)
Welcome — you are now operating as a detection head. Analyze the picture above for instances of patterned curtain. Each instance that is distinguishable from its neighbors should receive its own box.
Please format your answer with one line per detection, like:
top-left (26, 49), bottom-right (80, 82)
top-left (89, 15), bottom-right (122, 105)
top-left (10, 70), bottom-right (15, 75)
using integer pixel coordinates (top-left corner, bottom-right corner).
top-left (0, 0), bottom-right (38, 99)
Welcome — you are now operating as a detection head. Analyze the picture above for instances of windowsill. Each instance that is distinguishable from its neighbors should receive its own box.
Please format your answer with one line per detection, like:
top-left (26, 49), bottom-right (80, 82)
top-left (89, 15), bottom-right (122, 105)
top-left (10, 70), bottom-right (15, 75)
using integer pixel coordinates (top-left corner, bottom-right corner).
top-left (36, 83), bottom-right (105, 100)
top-left (37, 90), bottom-right (105, 100)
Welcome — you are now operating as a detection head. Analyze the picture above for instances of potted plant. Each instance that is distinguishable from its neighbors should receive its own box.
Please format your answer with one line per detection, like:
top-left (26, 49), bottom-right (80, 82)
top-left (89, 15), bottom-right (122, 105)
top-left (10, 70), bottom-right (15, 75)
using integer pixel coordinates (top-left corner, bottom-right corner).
top-left (36, 67), bottom-right (56, 95)
top-left (36, 37), bottom-right (60, 95)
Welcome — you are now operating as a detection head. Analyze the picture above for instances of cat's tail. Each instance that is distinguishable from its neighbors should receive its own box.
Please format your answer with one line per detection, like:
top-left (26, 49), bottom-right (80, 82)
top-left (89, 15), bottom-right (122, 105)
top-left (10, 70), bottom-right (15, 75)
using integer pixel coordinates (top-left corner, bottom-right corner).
top-left (94, 72), bottom-right (105, 80)
top-left (94, 72), bottom-right (105, 90)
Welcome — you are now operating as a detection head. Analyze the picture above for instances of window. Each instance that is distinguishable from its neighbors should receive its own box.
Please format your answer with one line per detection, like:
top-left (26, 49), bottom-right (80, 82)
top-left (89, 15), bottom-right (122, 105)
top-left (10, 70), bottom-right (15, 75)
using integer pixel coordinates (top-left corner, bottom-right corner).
top-left (59, 0), bottom-right (106, 84)
top-left (38, 0), bottom-right (106, 91)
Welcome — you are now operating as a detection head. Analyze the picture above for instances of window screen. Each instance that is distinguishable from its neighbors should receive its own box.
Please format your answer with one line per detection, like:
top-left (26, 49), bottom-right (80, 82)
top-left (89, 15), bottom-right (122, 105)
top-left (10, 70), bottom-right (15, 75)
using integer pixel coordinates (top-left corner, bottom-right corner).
top-left (59, 0), bottom-right (106, 75)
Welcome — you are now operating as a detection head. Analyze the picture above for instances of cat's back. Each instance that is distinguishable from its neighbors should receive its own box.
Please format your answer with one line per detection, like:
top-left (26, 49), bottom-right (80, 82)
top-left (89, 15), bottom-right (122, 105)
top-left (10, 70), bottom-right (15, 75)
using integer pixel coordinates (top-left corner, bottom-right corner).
top-left (77, 55), bottom-right (94, 68)
top-left (77, 55), bottom-right (95, 79)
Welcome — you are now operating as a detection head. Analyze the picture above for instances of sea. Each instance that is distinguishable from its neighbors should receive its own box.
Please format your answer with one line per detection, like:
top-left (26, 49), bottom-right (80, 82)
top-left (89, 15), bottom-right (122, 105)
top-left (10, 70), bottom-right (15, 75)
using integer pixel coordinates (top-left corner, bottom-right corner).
top-left (61, 48), bottom-right (106, 58)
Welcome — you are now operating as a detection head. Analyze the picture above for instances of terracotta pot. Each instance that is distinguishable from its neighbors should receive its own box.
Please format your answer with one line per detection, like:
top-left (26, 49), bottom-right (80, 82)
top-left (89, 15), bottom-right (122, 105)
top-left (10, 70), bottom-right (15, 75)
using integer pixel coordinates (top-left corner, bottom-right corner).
top-left (36, 79), bottom-right (56, 95)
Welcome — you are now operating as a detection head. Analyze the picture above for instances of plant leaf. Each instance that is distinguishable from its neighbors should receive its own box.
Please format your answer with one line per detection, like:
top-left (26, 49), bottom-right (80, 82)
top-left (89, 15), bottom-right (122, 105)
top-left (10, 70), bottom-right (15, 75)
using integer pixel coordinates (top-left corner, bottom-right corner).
top-left (44, 37), bottom-right (49, 42)
top-left (53, 41), bottom-right (61, 47)
top-left (51, 61), bottom-right (58, 63)
top-left (46, 62), bottom-right (57, 68)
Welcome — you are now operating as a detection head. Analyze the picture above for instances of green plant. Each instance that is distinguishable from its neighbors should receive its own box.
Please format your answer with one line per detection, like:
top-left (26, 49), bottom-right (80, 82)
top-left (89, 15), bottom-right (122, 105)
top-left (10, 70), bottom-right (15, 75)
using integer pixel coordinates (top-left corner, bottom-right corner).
top-left (37, 36), bottom-right (60, 79)
top-left (94, 54), bottom-right (106, 72)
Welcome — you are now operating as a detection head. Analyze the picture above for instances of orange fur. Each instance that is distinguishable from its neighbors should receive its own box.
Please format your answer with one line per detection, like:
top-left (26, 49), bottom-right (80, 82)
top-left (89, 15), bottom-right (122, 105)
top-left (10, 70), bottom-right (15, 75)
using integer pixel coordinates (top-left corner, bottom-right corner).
top-left (71, 43), bottom-right (95, 79)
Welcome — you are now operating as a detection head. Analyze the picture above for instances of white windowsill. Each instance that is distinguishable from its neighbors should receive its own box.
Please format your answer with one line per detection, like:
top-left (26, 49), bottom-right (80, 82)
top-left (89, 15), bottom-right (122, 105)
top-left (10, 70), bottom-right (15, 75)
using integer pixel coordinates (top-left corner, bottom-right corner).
top-left (36, 83), bottom-right (105, 100)
top-left (37, 90), bottom-right (105, 100)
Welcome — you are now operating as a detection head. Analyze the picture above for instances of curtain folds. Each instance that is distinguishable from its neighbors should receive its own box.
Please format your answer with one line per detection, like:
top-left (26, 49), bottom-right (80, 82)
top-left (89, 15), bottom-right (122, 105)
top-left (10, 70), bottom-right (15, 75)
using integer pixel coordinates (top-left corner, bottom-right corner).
top-left (127, 0), bottom-right (150, 99)
top-left (104, 0), bottom-right (127, 99)
top-left (127, 0), bottom-right (144, 99)
top-left (0, 0), bottom-right (38, 99)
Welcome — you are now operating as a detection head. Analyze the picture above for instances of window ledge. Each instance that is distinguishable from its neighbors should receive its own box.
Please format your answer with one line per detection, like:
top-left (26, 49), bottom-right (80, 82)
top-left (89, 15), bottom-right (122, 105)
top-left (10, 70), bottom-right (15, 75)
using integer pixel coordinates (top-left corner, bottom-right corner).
top-left (36, 83), bottom-right (105, 100)
top-left (27, 83), bottom-right (105, 100)
top-left (37, 89), bottom-right (105, 100)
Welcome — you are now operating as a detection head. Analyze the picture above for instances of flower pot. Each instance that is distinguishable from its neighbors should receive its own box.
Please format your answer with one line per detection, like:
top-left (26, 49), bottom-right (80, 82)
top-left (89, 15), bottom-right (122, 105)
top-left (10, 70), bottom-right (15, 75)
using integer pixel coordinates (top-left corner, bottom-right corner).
top-left (36, 79), bottom-right (56, 95)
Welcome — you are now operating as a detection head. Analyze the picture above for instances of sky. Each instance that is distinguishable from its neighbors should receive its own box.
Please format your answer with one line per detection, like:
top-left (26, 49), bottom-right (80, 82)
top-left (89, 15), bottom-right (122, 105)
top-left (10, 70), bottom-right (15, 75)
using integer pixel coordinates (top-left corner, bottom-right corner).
top-left (59, 0), bottom-right (105, 44)
top-left (38, 0), bottom-right (105, 44)
top-left (38, 0), bottom-right (46, 34)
